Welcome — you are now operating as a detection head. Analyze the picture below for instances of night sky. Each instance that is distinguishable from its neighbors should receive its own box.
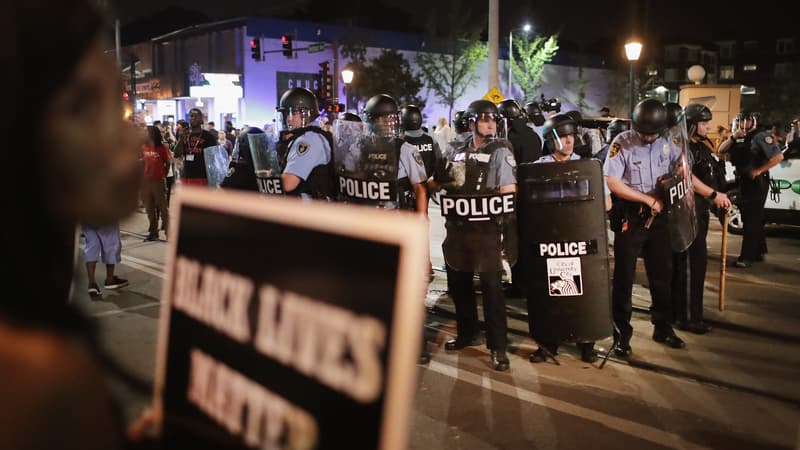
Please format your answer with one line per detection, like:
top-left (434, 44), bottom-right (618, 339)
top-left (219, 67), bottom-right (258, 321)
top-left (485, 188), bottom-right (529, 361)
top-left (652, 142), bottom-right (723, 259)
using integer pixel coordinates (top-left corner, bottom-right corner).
top-left (110, 0), bottom-right (794, 50)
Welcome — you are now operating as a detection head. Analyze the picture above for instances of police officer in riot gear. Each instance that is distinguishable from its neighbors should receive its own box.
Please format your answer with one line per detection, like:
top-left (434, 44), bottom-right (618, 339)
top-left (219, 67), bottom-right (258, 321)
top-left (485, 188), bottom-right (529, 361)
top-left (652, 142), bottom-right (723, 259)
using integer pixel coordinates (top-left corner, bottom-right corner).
top-left (529, 114), bottom-right (597, 363)
top-left (453, 110), bottom-right (471, 142)
top-left (432, 99), bottom-right (517, 371)
top-left (401, 104), bottom-right (441, 181)
top-left (718, 110), bottom-right (784, 267)
top-left (671, 104), bottom-right (729, 334)
top-left (220, 126), bottom-right (265, 192)
top-left (665, 102), bottom-right (683, 130)
top-left (498, 99), bottom-right (543, 298)
top-left (597, 119), bottom-right (630, 162)
top-left (604, 99), bottom-right (730, 356)
top-left (275, 87), bottom-right (334, 199)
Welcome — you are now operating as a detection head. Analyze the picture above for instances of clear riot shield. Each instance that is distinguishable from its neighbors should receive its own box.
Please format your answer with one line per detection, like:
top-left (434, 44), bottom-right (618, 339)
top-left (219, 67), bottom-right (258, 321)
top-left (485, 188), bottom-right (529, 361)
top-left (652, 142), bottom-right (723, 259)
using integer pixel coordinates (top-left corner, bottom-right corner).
top-left (439, 143), bottom-right (518, 273)
top-left (658, 116), bottom-right (698, 252)
top-left (249, 133), bottom-right (284, 195)
top-left (203, 145), bottom-right (230, 188)
top-left (333, 119), bottom-right (399, 206)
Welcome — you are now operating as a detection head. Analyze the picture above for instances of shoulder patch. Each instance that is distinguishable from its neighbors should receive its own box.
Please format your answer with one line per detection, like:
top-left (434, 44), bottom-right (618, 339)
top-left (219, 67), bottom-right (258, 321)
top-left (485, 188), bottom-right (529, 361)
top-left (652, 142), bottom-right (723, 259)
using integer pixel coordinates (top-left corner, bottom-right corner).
top-left (764, 135), bottom-right (774, 144)
top-left (505, 154), bottom-right (517, 167)
top-left (609, 142), bottom-right (621, 158)
top-left (672, 134), bottom-right (682, 146)
top-left (413, 151), bottom-right (423, 166)
top-left (297, 142), bottom-right (309, 154)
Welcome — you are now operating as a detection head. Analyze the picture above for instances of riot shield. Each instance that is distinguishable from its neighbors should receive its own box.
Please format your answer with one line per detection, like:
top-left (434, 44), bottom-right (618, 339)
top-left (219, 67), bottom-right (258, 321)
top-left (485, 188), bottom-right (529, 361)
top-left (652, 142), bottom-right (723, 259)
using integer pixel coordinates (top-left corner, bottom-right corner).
top-left (203, 145), bottom-right (230, 188)
top-left (248, 132), bottom-right (285, 195)
top-left (439, 144), bottom-right (518, 272)
top-left (334, 119), bottom-right (399, 206)
top-left (517, 159), bottom-right (612, 343)
top-left (658, 116), bottom-right (698, 252)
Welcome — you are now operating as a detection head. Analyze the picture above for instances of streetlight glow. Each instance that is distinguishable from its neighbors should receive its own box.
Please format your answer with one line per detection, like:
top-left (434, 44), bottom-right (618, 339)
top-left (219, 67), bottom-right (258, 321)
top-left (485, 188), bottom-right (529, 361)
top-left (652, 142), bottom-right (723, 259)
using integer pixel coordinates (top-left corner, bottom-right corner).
top-left (341, 68), bottom-right (354, 85)
top-left (625, 41), bottom-right (642, 61)
top-left (523, 24), bottom-right (531, 33)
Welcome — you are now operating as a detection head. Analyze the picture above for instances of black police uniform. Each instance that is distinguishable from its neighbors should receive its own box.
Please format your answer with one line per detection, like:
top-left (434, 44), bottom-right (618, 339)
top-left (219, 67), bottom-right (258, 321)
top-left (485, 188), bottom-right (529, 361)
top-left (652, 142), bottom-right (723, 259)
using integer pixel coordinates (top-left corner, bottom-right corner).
top-left (672, 136), bottom-right (721, 329)
top-left (730, 129), bottom-right (781, 262)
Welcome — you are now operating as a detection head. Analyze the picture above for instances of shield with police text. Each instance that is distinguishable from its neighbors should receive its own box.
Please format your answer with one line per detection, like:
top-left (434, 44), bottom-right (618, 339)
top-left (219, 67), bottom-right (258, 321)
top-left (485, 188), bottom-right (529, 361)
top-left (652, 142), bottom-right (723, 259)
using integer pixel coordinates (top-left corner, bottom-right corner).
top-left (248, 133), bottom-right (285, 195)
top-left (517, 159), bottom-right (612, 343)
top-left (440, 144), bottom-right (518, 272)
top-left (334, 120), bottom-right (399, 206)
top-left (658, 117), bottom-right (698, 252)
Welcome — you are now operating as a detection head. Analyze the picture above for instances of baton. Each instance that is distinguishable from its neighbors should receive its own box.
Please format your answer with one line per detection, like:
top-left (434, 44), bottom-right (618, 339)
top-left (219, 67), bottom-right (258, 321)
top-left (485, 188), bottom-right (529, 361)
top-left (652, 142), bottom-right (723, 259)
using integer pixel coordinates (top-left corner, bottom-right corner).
top-left (719, 211), bottom-right (730, 311)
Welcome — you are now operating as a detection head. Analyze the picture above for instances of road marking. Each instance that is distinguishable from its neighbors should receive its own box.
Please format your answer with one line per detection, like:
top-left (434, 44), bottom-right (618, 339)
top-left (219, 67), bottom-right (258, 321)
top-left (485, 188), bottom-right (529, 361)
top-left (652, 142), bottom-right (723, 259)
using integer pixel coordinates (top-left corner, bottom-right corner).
top-left (92, 301), bottom-right (161, 318)
top-left (121, 256), bottom-right (165, 279)
top-left (123, 254), bottom-right (165, 271)
top-left (425, 359), bottom-right (712, 450)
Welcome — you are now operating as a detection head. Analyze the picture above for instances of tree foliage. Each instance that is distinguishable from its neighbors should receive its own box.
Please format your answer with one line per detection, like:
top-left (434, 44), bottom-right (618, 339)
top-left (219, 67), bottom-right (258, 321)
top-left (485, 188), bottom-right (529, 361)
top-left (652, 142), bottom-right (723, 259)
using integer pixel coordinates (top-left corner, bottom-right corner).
top-left (510, 34), bottom-right (559, 102)
top-left (351, 49), bottom-right (425, 108)
top-left (416, 41), bottom-right (487, 122)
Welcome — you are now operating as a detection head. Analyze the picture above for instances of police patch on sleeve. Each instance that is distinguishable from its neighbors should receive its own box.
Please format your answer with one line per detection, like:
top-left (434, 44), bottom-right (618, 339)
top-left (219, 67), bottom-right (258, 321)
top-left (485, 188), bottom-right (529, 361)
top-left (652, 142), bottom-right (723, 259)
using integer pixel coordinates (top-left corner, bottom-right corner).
top-left (297, 142), bottom-right (309, 154)
top-left (765, 135), bottom-right (774, 144)
top-left (609, 142), bottom-right (621, 158)
top-left (414, 151), bottom-right (423, 166)
top-left (505, 154), bottom-right (517, 167)
top-left (672, 134), bottom-right (682, 146)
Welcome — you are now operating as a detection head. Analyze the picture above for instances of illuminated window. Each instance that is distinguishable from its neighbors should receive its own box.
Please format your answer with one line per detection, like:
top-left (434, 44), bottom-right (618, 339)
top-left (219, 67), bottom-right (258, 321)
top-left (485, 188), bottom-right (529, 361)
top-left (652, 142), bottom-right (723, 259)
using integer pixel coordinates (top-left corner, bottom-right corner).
top-left (743, 64), bottom-right (757, 72)
top-left (720, 65), bottom-right (735, 79)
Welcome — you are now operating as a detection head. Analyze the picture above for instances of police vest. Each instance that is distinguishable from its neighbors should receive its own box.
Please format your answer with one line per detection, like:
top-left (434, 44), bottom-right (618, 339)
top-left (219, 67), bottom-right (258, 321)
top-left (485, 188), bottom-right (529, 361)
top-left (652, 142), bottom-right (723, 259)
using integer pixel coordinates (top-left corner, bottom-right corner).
top-left (442, 140), bottom-right (513, 231)
top-left (729, 131), bottom-right (758, 171)
top-left (403, 133), bottom-right (436, 178)
top-left (339, 139), bottom-right (414, 208)
top-left (284, 126), bottom-right (335, 199)
top-left (690, 138), bottom-right (724, 192)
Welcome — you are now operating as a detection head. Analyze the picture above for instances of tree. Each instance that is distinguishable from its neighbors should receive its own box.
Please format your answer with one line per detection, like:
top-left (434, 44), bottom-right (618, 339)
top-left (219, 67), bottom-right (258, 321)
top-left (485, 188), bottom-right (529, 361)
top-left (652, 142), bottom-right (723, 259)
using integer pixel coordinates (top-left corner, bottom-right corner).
top-left (416, 41), bottom-right (487, 122)
top-left (574, 66), bottom-right (589, 112)
top-left (510, 34), bottom-right (559, 102)
top-left (355, 49), bottom-right (425, 108)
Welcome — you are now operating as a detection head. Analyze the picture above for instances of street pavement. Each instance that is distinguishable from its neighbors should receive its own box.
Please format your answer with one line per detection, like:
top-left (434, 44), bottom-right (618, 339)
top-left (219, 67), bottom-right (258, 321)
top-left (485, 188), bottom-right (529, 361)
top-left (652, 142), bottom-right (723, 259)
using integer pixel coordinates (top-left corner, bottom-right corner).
top-left (71, 201), bottom-right (800, 450)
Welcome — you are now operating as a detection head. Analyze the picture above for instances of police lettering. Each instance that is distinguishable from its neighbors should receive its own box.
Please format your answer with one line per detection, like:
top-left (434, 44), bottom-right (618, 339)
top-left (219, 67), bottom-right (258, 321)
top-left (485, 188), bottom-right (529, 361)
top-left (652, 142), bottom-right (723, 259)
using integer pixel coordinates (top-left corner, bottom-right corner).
top-left (414, 143), bottom-right (433, 153)
top-left (339, 176), bottom-right (391, 201)
top-left (441, 194), bottom-right (515, 220)
top-left (539, 241), bottom-right (588, 257)
top-left (367, 153), bottom-right (388, 160)
top-left (258, 177), bottom-right (283, 194)
top-left (668, 176), bottom-right (690, 205)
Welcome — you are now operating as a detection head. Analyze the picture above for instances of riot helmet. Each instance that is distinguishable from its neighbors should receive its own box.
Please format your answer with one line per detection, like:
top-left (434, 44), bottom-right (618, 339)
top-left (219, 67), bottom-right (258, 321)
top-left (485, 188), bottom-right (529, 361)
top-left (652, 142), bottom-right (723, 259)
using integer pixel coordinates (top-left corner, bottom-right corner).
top-left (466, 99), bottom-right (505, 139)
top-left (277, 88), bottom-right (319, 131)
top-left (232, 126), bottom-right (265, 164)
top-left (453, 110), bottom-right (469, 134)
top-left (341, 112), bottom-right (362, 122)
top-left (632, 99), bottom-right (667, 135)
top-left (564, 110), bottom-right (583, 123)
top-left (401, 104), bottom-right (423, 131)
top-left (684, 104), bottom-right (712, 124)
top-left (363, 94), bottom-right (400, 138)
top-left (733, 110), bottom-right (757, 132)
top-left (606, 119), bottom-right (630, 142)
top-left (497, 99), bottom-right (525, 121)
top-left (542, 114), bottom-right (578, 153)
top-left (664, 102), bottom-right (683, 128)
top-left (525, 101), bottom-right (546, 126)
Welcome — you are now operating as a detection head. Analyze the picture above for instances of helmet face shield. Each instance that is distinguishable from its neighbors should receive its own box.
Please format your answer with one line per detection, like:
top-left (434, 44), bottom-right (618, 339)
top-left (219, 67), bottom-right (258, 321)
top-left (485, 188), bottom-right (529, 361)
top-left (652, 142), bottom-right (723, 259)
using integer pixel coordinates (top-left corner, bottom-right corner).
top-left (470, 112), bottom-right (507, 139)
top-left (369, 113), bottom-right (401, 139)
top-left (279, 107), bottom-right (314, 131)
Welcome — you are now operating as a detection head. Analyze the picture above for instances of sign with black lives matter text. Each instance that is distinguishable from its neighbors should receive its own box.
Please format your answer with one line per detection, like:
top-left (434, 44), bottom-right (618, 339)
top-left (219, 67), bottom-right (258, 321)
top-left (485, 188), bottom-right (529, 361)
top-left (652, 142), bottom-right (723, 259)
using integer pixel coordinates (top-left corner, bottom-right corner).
top-left (152, 187), bottom-right (427, 450)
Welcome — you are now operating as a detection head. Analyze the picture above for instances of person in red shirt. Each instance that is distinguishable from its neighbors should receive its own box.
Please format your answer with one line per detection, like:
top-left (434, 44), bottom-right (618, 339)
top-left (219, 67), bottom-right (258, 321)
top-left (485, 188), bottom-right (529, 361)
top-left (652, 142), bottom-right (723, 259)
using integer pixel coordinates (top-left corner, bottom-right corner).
top-left (142, 125), bottom-right (171, 241)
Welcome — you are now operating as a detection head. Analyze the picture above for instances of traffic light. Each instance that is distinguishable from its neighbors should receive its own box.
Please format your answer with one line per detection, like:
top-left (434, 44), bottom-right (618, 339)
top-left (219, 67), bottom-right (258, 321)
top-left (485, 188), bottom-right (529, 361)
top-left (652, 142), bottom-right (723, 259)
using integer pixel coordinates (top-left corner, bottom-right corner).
top-left (250, 38), bottom-right (261, 61)
top-left (281, 34), bottom-right (293, 58)
top-left (319, 61), bottom-right (332, 100)
top-left (325, 102), bottom-right (345, 114)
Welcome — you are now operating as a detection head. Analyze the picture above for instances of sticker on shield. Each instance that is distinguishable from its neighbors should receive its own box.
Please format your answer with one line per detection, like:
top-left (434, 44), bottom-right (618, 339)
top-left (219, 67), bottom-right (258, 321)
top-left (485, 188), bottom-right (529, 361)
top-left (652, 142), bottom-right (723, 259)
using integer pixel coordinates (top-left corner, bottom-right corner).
top-left (546, 257), bottom-right (583, 296)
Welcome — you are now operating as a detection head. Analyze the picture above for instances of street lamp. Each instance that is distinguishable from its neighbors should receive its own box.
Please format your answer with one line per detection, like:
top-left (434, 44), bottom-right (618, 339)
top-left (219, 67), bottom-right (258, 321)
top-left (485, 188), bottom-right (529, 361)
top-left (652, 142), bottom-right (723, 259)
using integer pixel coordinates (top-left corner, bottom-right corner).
top-left (341, 66), bottom-right (354, 112)
top-left (508, 23), bottom-right (532, 98)
top-left (625, 40), bottom-right (643, 117)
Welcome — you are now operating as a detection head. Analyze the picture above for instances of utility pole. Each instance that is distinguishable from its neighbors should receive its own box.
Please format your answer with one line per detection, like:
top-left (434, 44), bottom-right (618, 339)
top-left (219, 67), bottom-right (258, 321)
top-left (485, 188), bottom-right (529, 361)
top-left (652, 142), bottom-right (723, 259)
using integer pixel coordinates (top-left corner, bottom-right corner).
top-left (488, 0), bottom-right (499, 90)
top-left (115, 19), bottom-right (121, 67)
